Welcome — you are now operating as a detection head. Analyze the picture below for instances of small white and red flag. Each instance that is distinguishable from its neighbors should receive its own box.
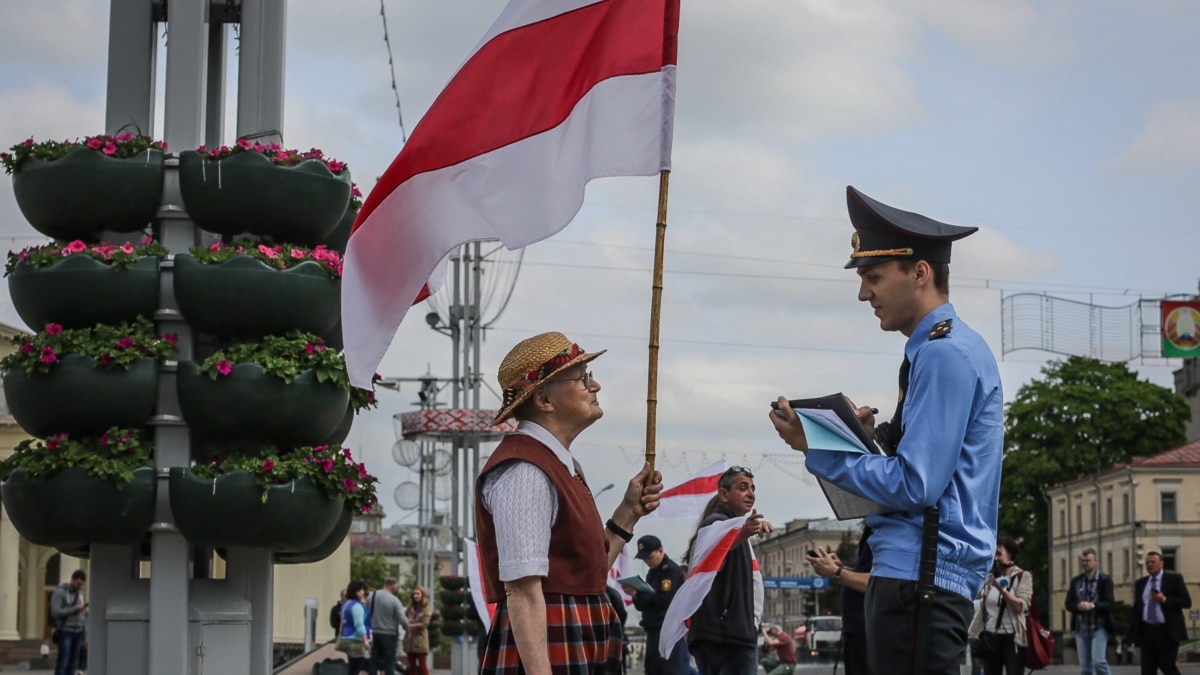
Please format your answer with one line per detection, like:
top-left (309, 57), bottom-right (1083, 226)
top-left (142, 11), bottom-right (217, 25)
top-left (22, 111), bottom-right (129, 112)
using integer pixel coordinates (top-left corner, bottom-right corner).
top-left (464, 538), bottom-right (497, 633)
top-left (341, 0), bottom-right (680, 386)
top-left (657, 514), bottom-right (748, 659)
top-left (607, 543), bottom-right (637, 606)
top-left (641, 459), bottom-right (728, 522)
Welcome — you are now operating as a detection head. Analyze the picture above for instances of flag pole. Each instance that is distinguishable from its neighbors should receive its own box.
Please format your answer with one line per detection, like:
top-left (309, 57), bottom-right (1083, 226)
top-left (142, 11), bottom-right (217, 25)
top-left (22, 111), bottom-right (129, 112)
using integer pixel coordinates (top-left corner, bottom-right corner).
top-left (645, 169), bottom-right (670, 484)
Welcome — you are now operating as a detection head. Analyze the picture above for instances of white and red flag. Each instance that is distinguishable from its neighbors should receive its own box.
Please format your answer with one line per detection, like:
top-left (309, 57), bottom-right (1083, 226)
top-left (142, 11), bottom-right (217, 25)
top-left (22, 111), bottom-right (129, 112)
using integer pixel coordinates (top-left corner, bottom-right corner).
top-left (341, 0), bottom-right (680, 386)
top-left (607, 543), bottom-right (637, 607)
top-left (641, 459), bottom-right (728, 521)
top-left (464, 538), bottom-right (497, 633)
top-left (657, 514), bottom-right (748, 659)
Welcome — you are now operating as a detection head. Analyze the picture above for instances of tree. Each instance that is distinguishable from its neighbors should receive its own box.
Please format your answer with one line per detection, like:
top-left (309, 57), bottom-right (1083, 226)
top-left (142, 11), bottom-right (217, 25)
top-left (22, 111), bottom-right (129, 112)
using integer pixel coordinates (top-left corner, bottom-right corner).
top-left (999, 356), bottom-right (1190, 617)
top-left (350, 551), bottom-right (399, 590)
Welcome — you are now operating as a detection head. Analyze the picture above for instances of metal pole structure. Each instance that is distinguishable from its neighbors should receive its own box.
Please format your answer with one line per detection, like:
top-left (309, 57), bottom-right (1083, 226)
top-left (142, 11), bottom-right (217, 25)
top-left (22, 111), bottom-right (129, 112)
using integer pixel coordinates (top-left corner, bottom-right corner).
top-left (236, 0), bottom-right (287, 144)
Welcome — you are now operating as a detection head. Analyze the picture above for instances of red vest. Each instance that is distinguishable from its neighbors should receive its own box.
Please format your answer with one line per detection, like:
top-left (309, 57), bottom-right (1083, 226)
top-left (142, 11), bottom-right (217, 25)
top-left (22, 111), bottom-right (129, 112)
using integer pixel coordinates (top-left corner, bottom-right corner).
top-left (475, 434), bottom-right (610, 603)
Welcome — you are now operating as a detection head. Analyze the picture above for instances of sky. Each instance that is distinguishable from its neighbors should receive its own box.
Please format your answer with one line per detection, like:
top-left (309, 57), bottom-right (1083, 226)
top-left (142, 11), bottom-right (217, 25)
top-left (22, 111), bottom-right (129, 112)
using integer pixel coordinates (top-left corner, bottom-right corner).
top-left (2, 1), bottom-right (1199, 564)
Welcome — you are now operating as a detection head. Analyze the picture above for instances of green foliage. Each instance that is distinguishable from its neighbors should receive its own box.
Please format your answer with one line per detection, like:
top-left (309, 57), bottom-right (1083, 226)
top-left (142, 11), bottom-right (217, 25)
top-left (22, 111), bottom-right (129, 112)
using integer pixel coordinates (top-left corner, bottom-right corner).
top-left (1111, 599), bottom-right (1133, 639)
top-left (5, 238), bottom-right (168, 275)
top-left (188, 239), bottom-right (342, 279)
top-left (0, 316), bottom-right (177, 375)
top-left (0, 427), bottom-right (152, 488)
top-left (351, 552), bottom-right (399, 591)
top-left (192, 444), bottom-right (379, 513)
top-left (196, 332), bottom-right (377, 412)
top-left (999, 356), bottom-right (1190, 616)
top-left (1, 130), bottom-right (166, 174)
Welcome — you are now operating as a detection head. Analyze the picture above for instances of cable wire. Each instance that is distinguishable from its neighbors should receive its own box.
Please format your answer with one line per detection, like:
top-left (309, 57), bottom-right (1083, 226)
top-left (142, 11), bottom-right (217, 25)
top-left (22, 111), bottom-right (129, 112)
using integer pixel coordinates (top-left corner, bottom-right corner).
top-left (378, 0), bottom-right (407, 141)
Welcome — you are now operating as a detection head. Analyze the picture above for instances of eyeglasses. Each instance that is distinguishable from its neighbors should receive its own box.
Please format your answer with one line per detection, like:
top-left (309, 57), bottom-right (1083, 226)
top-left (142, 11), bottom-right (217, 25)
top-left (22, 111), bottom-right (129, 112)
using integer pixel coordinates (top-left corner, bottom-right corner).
top-left (558, 371), bottom-right (594, 389)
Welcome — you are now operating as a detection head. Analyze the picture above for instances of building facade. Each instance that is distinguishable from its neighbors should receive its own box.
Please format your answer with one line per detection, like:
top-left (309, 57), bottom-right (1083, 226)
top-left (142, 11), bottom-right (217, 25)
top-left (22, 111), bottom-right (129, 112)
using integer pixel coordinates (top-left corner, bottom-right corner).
top-left (1046, 439), bottom-right (1200, 637)
top-left (755, 518), bottom-right (863, 636)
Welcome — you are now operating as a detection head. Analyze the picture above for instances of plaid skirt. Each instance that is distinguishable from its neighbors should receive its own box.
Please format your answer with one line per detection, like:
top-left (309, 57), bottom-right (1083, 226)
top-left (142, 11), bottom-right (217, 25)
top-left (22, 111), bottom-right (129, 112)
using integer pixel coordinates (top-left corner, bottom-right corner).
top-left (480, 593), bottom-right (623, 675)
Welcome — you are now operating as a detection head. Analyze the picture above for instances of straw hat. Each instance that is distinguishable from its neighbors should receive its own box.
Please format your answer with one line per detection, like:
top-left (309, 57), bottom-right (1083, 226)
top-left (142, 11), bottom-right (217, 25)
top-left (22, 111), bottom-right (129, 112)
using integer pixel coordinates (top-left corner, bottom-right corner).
top-left (490, 332), bottom-right (606, 426)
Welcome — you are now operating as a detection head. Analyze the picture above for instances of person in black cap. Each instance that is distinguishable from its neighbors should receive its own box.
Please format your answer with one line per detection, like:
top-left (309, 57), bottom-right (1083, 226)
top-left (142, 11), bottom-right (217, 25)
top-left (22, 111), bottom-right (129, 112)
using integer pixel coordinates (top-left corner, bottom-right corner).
top-left (625, 534), bottom-right (692, 675)
top-left (770, 186), bottom-right (1003, 675)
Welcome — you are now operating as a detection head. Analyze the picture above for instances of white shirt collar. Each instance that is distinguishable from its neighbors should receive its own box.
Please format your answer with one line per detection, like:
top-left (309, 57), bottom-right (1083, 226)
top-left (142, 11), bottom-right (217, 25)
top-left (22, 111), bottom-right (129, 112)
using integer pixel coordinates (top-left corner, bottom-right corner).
top-left (515, 420), bottom-right (576, 476)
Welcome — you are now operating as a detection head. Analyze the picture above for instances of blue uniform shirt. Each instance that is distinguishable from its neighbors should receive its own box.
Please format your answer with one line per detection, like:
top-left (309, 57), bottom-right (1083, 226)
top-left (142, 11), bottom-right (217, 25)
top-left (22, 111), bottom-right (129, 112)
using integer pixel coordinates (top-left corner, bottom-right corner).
top-left (805, 303), bottom-right (1003, 600)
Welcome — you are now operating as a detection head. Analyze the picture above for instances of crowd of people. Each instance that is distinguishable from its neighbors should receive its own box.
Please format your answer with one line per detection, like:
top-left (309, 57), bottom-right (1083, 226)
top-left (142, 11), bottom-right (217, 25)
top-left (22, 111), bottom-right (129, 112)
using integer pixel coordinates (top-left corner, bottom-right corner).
top-left (330, 577), bottom-right (430, 675)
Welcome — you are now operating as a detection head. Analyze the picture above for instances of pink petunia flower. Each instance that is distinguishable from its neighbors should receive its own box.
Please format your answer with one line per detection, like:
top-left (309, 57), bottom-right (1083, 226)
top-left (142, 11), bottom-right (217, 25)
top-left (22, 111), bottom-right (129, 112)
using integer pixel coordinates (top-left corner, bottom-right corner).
top-left (289, 249), bottom-right (305, 260)
top-left (305, 343), bottom-right (316, 355)
top-left (99, 354), bottom-right (113, 366)
top-left (115, 132), bottom-right (133, 142)
top-left (215, 359), bottom-right (233, 376)
top-left (163, 333), bottom-right (178, 347)
top-left (237, 138), bottom-right (253, 150)
top-left (40, 346), bottom-right (57, 364)
top-left (357, 463), bottom-right (369, 478)
top-left (257, 244), bottom-right (278, 259)
top-left (263, 459), bottom-right (275, 472)
top-left (116, 337), bottom-right (135, 350)
top-left (120, 242), bottom-right (135, 254)
top-left (342, 478), bottom-right (359, 493)
top-left (100, 432), bottom-right (110, 446)
top-left (45, 323), bottom-right (63, 335)
top-left (87, 138), bottom-right (102, 150)
top-left (21, 342), bottom-right (33, 354)
top-left (67, 240), bottom-right (87, 253)
top-left (102, 141), bottom-right (117, 155)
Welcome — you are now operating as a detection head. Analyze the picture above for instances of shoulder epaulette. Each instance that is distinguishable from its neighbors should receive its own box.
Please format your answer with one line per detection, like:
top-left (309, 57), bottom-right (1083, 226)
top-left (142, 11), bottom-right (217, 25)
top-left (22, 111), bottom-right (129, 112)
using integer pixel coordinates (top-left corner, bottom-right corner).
top-left (929, 318), bottom-right (953, 340)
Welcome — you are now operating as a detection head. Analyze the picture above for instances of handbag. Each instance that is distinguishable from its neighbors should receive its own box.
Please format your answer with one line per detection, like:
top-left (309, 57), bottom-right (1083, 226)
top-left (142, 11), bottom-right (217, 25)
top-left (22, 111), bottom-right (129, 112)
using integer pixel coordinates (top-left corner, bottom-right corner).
top-left (1024, 595), bottom-right (1055, 671)
top-left (972, 573), bottom-right (1011, 663)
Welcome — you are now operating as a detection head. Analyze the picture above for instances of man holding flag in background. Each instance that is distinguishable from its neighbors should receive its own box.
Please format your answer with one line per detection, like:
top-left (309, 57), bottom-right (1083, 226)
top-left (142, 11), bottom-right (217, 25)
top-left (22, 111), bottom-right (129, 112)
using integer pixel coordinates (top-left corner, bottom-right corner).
top-left (660, 466), bottom-right (769, 675)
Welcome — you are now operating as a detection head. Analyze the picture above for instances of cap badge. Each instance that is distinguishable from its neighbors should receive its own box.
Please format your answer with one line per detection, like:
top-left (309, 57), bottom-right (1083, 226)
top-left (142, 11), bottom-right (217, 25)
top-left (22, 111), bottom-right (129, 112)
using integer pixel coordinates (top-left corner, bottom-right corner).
top-left (851, 232), bottom-right (861, 254)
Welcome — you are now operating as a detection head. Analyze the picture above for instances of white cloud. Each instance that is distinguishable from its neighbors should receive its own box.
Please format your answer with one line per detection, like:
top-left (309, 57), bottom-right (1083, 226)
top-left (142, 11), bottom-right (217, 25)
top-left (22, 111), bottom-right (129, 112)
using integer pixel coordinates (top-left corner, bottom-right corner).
top-left (1107, 99), bottom-right (1200, 176)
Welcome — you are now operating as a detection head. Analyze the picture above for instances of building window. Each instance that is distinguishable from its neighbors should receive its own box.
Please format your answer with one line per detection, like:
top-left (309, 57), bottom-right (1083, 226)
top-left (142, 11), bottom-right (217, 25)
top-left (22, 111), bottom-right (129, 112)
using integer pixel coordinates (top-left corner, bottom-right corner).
top-left (1162, 492), bottom-right (1178, 522)
top-left (1123, 547), bottom-right (1129, 580)
top-left (1106, 551), bottom-right (1113, 575)
top-left (1162, 548), bottom-right (1178, 572)
top-left (1090, 501), bottom-right (1097, 531)
top-left (1059, 508), bottom-right (1066, 537)
top-left (1106, 496), bottom-right (1113, 527)
top-left (1060, 557), bottom-right (1066, 585)
top-left (1122, 493), bottom-right (1129, 523)
top-left (1075, 504), bottom-right (1082, 533)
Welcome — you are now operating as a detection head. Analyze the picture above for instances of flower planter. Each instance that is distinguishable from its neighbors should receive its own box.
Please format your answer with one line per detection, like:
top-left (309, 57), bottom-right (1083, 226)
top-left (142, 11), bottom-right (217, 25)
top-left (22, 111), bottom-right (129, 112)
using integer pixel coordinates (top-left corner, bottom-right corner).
top-left (176, 361), bottom-right (350, 445)
top-left (169, 468), bottom-right (344, 552)
top-left (8, 255), bottom-right (160, 330)
top-left (172, 253), bottom-right (340, 338)
top-left (11, 148), bottom-right (164, 240)
top-left (0, 467), bottom-right (156, 548)
top-left (2, 355), bottom-right (158, 438)
top-left (324, 405), bottom-right (355, 447)
top-left (319, 206), bottom-right (355, 254)
top-left (275, 506), bottom-right (353, 564)
top-left (178, 150), bottom-right (350, 244)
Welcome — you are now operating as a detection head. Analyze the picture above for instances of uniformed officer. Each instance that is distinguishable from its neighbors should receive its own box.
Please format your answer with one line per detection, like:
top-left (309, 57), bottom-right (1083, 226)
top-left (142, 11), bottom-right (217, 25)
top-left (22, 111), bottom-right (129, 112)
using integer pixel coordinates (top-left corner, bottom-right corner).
top-left (626, 535), bottom-right (692, 675)
top-left (769, 186), bottom-right (1003, 675)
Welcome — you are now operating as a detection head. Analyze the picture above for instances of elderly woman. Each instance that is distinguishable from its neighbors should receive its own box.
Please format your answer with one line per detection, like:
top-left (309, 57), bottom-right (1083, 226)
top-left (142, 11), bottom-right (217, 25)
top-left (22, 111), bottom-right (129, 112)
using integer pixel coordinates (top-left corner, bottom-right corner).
top-left (476, 331), bottom-right (663, 675)
top-left (968, 537), bottom-right (1033, 675)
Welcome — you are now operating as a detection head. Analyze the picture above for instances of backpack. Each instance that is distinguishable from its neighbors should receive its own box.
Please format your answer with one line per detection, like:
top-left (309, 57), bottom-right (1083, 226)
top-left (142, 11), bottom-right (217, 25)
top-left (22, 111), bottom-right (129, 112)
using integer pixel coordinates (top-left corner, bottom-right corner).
top-left (1024, 593), bottom-right (1055, 671)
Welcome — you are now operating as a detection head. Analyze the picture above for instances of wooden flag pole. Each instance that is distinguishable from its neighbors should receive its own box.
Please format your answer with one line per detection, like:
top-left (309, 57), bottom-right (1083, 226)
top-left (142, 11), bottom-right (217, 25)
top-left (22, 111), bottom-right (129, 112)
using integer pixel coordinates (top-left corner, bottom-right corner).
top-left (645, 169), bottom-right (670, 484)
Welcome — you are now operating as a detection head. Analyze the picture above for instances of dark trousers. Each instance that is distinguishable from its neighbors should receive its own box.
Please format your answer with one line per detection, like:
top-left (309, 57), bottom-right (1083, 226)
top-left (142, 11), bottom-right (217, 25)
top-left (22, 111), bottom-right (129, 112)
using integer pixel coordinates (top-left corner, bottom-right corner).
top-left (842, 632), bottom-right (871, 675)
top-left (55, 630), bottom-right (84, 675)
top-left (1139, 624), bottom-right (1182, 675)
top-left (369, 632), bottom-right (399, 675)
top-left (646, 629), bottom-right (693, 675)
top-left (689, 642), bottom-right (757, 675)
top-left (865, 576), bottom-right (972, 675)
top-left (980, 633), bottom-right (1024, 675)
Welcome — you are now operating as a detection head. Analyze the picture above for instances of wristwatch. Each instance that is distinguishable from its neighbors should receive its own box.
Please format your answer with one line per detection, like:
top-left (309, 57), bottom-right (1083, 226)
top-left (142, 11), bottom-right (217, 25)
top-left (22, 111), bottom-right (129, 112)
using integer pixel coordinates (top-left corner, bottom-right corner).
top-left (834, 565), bottom-right (844, 578)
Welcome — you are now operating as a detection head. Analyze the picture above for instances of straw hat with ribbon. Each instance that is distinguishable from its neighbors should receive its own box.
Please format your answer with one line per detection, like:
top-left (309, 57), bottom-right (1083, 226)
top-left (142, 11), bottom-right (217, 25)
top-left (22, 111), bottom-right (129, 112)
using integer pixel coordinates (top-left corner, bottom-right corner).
top-left (491, 332), bottom-right (606, 426)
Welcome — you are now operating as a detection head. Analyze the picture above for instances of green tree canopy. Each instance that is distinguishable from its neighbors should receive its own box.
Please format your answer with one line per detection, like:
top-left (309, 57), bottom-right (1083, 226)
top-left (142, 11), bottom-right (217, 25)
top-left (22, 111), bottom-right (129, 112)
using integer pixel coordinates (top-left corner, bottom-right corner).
top-left (999, 356), bottom-right (1190, 616)
top-left (350, 551), bottom-right (400, 591)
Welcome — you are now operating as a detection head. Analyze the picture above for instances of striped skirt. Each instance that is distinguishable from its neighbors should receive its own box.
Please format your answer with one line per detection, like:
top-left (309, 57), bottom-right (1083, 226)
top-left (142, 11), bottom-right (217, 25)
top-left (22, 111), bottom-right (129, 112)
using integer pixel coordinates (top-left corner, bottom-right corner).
top-left (480, 593), bottom-right (623, 675)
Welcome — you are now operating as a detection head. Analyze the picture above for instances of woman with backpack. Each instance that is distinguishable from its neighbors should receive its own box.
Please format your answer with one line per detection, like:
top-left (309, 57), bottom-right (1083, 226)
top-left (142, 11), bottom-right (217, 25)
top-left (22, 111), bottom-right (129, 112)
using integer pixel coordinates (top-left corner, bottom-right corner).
top-left (968, 537), bottom-right (1033, 675)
